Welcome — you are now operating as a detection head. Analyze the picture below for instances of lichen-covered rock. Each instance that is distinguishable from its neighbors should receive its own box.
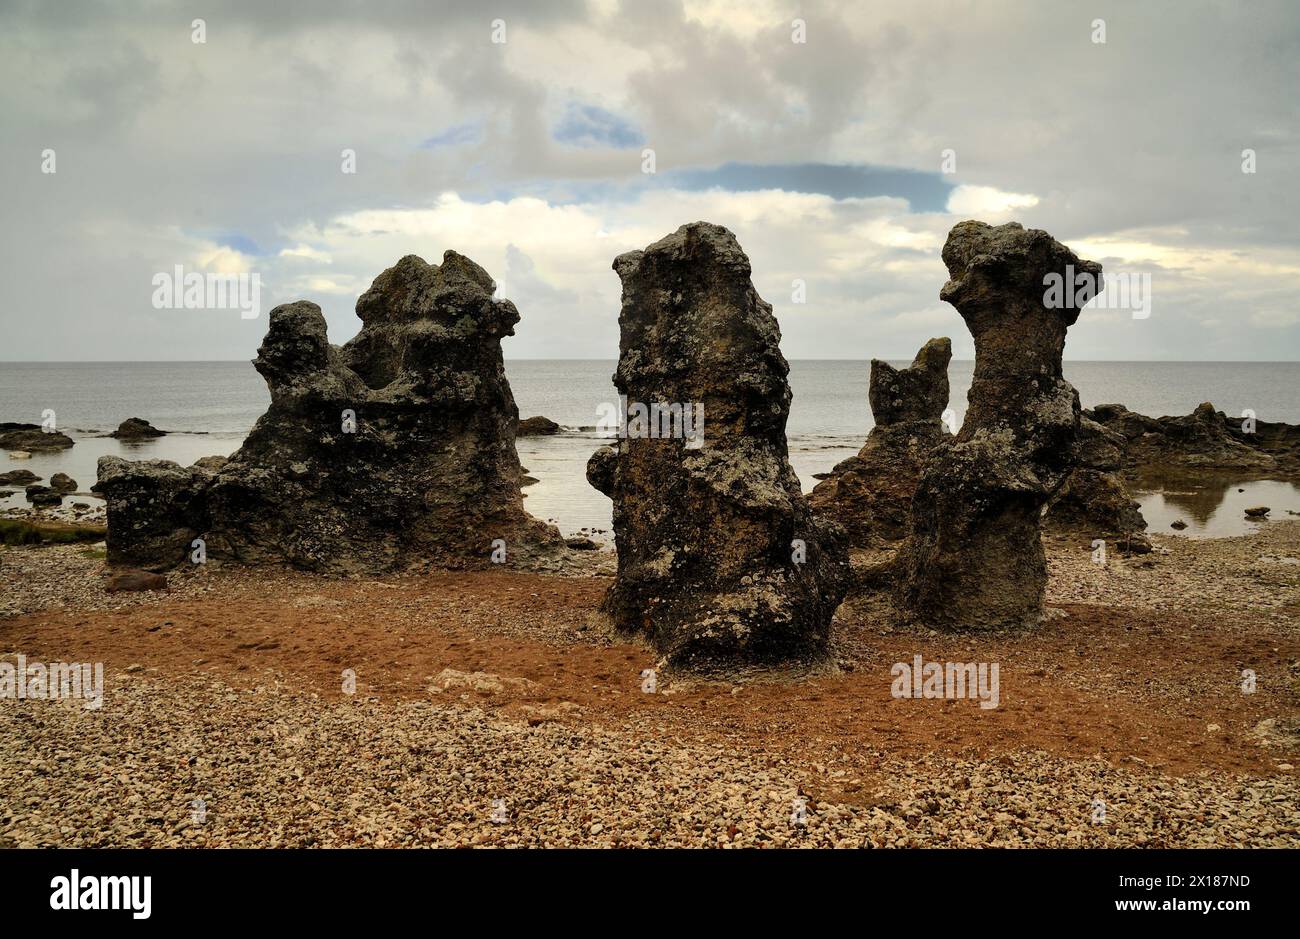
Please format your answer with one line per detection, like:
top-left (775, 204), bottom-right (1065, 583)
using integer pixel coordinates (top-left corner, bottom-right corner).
top-left (198, 252), bottom-right (562, 573)
top-left (810, 338), bottom-right (952, 545)
top-left (900, 221), bottom-right (1098, 630)
top-left (96, 253), bottom-right (560, 573)
top-left (92, 456), bottom-right (217, 568)
top-left (587, 222), bottom-right (847, 669)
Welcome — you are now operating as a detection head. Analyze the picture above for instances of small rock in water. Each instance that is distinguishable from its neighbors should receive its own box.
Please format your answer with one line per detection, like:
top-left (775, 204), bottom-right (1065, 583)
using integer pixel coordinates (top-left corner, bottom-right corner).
top-left (1170, 519), bottom-right (1188, 530)
top-left (50, 472), bottom-right (78, 493)
top-left (0, 469), bottom-right (40, 485)
top-left (110, 417), bottom-right (166, 439)
top-left (565, 536), bottom-right (599, 551)
top-left (516, 416), bottom-right (560, 436)
top-left (1244, 506), bottom-right (1270, 517)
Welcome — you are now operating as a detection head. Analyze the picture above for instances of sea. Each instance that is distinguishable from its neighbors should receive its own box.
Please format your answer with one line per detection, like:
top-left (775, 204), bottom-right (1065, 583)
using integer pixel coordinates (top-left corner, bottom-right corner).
top-left (3, 360), bottom-right (1300, 538)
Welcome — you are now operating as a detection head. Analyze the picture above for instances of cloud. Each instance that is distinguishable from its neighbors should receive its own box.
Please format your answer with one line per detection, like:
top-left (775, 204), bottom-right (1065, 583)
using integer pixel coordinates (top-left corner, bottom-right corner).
top-left (0, 0), bottom-right (1297, 363)
top-left (946, 185), bottom-right (1039, 218)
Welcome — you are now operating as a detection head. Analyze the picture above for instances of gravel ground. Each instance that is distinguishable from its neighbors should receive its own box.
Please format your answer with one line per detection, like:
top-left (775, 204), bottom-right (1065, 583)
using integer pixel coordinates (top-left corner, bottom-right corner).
top-left (1, 524), bottom-right (1296, 849)
top-left (1045, 524), bottom-right (1300, 630)
top-left (2, 674), bottom-right (1295, 848)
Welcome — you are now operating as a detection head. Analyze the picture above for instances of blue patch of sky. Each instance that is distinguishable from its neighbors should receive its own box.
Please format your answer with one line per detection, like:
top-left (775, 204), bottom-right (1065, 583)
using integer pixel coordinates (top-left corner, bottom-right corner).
top-left (510, 162), bottom-right (952, 212)
top-left (213, 232), bottom-right (261, 255)
top-left (420, 122), bottom-right (480, 149)
top-left (552, 103), bottom-right (644, 149)
top-left (669, 163), bottom-right (954, 212)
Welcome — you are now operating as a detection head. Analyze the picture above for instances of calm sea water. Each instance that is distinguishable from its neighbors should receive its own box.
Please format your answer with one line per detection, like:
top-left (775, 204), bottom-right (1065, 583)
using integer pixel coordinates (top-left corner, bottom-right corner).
top-left (3, 360), bottom-right (1299, 535)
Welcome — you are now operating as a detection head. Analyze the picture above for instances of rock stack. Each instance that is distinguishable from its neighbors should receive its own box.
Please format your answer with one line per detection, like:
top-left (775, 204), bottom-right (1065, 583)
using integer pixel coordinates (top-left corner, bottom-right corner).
top-left (587, 222), bottom-right (847, 669)
top-left (899, 221), bottom-right (1099, 629)
top-left (96, 252), bottom-right (562, 573)
top-left (810, 337), bottom-right (952, 545)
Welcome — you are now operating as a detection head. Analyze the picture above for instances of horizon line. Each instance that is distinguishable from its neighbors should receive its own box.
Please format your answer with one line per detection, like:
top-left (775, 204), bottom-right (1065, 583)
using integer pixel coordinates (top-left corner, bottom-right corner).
top-left (3, 358), bottom-right (1300, 366)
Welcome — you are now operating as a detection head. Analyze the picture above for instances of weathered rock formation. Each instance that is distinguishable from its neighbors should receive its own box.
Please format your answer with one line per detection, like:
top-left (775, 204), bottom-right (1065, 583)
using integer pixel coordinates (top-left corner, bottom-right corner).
top-left (96, 252), bottom-right (561, 573)
top-left (110, 417), bottom-right (166, 439)
top-left (900, 221), bottom-right (1098, 630)
top-left (587, 222), bottom-right (847, 669)
top-left (810, 338), bottom-right (952, 546)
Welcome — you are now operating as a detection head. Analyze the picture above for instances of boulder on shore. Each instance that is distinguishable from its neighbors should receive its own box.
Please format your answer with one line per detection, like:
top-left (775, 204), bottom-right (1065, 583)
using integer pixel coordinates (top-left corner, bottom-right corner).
top-left (0, 469), bottom-right (40, 486)
top-left (50, 472), bottom-right (78, 494)
top-left (93, 457), bottom-right (217, 568)
top-left (24, 485), bottom-right (63, 507)
top-left (587, 222), bottom-right (847, 669)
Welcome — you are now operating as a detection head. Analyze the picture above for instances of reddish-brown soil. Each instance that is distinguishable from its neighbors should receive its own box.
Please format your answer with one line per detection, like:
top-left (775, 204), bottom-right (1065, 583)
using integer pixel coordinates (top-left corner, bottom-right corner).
top-left (5, 567), bottom-right (1296, 801)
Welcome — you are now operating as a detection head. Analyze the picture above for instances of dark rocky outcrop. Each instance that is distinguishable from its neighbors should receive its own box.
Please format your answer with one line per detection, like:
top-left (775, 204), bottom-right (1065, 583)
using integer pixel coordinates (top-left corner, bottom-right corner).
top-left (50, 472), bottom-right (78, 494)
top-left (587, 222), bottom-right (847, 669)
top-left (24, 485), bottom-right (62, 507)
top-left (110, 417), bottom-right (166, 439)
top-left (900, 221), bottom-right (1098, 630)
top-left (809, 338), bottom-right (952, 546)
top-left (96, 252), bottom-right (562, 573)
top-left (0, 423), bottom-right (74, 451)
top-left (516, 416), bottom-right (560, 436)
top-left (1088, 402), bottom-right (1294, 476)
top-left (0, 470), bottom-right (40, 486)
top-left (1043, 416), bottom-right (1147, 541)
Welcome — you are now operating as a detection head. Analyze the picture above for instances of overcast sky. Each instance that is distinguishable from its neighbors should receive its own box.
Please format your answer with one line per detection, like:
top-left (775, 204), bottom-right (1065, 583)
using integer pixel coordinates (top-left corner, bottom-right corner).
top-left (2, 0), bottom-right (1297, 362)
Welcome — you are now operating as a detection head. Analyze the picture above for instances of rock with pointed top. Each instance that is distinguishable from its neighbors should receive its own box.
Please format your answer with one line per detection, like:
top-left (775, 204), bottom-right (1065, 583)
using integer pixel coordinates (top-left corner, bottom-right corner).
top-left (810, 337), bottom-right (952, 545)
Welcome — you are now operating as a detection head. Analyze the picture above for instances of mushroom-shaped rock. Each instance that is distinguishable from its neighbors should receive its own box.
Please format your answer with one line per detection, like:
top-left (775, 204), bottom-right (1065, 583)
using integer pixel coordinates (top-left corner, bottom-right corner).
top-left (899, 221), bottom-right (1099, 629)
